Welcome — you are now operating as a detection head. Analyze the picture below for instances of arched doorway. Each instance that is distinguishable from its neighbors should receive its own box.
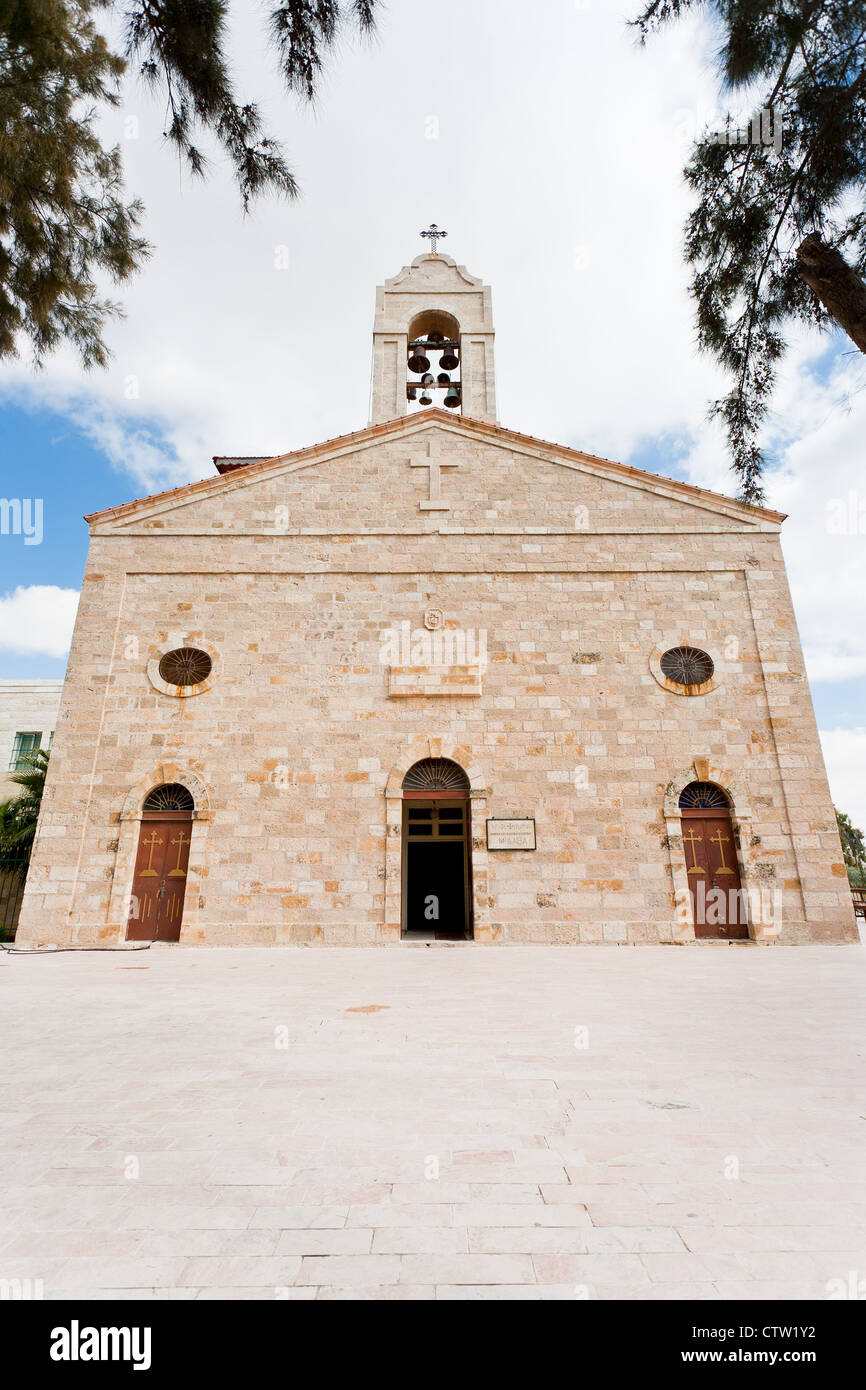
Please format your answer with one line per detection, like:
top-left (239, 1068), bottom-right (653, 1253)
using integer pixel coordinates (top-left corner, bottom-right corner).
top-left (402, 758), bottom-right (472, 939)
top-left (127, 783), bottom-right (194, 942)
top-left (679, 781), bottom-right (748, 939)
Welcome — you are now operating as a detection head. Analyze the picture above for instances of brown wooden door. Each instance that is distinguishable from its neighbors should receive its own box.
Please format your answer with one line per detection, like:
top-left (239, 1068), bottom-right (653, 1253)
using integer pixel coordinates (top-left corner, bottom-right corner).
top-left (680, 809), bottom-right (748, 939)
top-left (127, 813), bottom-right (192, 942)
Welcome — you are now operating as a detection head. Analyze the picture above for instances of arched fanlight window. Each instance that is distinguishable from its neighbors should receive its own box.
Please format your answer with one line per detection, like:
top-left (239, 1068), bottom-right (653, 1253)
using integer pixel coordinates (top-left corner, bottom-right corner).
top-left (678, 781), bottom-right (730, 810)
top-left (143, 783), bottom-right (195, 813)
top-left (402, 758), bottom-right (470, 792)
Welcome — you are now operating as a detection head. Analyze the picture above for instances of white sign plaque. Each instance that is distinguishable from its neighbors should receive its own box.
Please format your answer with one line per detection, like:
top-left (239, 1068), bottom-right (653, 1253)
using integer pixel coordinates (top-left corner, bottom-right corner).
top-left (486, 818), bottom-right (536, 851)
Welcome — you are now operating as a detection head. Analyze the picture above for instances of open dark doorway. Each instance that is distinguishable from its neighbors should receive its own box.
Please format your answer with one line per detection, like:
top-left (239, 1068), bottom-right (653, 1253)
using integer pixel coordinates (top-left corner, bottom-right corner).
top-left (401, 758), bottom-right (473, 940)
top-left (403, 800), bottom-right (471, 938)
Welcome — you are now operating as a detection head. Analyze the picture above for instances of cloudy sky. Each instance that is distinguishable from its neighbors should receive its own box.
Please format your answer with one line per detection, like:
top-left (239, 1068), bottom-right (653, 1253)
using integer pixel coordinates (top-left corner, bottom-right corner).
top-left (1, 0), bottom-right (864, 823)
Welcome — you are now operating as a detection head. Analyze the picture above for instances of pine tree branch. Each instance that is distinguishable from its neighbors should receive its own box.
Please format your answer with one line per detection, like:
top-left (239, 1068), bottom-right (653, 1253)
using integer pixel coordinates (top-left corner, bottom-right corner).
top-left (736, 140), bottom-right (817, 398)
top-left (796, 234), bottom-right (866, 351)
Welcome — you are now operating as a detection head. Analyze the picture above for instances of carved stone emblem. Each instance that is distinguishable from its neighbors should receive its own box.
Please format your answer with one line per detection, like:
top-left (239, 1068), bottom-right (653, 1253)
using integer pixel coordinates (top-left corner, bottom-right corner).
top-left (423, 607), bottom-right (445, 631)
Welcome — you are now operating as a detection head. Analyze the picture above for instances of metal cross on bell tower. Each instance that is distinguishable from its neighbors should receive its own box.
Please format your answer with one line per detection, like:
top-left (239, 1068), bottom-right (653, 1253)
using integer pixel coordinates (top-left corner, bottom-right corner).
top-left (420, 224), bottom-right (447, 255)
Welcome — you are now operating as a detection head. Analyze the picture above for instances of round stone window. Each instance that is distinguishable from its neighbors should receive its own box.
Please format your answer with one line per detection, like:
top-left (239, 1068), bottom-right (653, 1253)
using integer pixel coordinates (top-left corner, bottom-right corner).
top-left (158, 647), bottom-right (212, 688)
top-left (659, 646), bottom-right (714, 689)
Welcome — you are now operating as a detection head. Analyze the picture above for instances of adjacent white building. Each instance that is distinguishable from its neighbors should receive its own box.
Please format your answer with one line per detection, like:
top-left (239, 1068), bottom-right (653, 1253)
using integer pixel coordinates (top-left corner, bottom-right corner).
top-left (0, 680), bottom-right (64, 799)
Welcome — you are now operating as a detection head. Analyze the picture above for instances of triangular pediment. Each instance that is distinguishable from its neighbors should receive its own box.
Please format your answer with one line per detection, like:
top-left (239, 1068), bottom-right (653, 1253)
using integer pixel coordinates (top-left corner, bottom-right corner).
top-left (87, 410), bottom-right (783, 536)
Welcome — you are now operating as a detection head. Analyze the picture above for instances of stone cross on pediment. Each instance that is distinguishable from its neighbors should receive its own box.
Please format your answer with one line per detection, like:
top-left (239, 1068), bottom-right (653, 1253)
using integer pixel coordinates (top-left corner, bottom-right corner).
top-left (411, 438), bottom-right (459, 511)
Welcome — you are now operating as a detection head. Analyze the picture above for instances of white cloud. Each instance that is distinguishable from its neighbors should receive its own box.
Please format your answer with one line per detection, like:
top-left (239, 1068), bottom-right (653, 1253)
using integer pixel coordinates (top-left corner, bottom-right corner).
top-left (0, 587), bottom-right (80, 657)
top-left (767, 354), bottom-right (866, 684)
top-left (820, 729), bottom-right (866, 830)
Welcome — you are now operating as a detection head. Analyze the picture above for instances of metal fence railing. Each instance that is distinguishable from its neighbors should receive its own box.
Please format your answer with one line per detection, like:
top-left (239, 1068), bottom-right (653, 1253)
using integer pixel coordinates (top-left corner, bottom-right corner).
top-left (0, 857), bottom-right (28, 942)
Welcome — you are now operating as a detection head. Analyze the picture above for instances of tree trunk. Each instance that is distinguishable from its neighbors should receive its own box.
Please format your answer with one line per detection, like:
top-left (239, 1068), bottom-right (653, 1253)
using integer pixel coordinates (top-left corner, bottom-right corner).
top-left (796, 234), bottom-right (866, 353)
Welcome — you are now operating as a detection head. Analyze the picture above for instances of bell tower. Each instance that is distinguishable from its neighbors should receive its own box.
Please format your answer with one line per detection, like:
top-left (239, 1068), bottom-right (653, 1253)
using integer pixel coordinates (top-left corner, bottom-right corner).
top-left (369, 226), bottom-right (497, 425)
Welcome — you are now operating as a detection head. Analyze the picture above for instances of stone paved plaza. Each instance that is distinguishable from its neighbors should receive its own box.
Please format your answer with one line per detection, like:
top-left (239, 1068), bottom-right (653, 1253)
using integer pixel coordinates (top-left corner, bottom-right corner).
top-left (2, 943), bottom-right (865, 1301)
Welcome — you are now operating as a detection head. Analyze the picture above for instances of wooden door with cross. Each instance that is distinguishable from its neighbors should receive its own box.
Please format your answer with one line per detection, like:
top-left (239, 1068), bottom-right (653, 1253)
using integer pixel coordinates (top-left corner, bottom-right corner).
top-left (680, 808), bottom-right (748, 939)
top-left (127, 811), bottom-right (192, 942)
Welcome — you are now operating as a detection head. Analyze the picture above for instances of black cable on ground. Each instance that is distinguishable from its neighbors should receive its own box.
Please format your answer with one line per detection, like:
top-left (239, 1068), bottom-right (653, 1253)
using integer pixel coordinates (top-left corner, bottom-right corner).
top-left (0, 942), bottom-right (152, 954)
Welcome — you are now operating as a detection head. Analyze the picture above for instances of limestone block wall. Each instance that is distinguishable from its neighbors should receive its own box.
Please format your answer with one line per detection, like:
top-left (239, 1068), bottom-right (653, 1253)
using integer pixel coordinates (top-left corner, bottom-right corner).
top-left (17, 520), bottom-right (855, 946)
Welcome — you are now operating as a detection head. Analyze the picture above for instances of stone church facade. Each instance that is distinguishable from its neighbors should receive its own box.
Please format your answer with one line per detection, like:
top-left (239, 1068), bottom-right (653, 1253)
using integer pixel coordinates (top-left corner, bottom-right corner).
top-left (17, 249), bottom-right (856, 946)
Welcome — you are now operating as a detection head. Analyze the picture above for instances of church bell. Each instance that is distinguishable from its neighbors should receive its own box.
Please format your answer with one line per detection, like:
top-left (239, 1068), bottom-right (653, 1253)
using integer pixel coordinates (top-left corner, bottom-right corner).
top-left (444, 385), bottom-right (460, 409)
top-left (419, 390), bottom-right (433, 406)
top-left (439, 344), bottom-right (459, 371)
top-left (437, 372), bottom-right (450, 385)
top-left (407, 347), bottom-right (430, 374)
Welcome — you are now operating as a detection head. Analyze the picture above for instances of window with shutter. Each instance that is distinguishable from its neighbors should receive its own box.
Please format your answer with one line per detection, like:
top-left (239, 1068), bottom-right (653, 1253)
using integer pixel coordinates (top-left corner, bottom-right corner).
top-left (9, 732), bottom-right (41, 771)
